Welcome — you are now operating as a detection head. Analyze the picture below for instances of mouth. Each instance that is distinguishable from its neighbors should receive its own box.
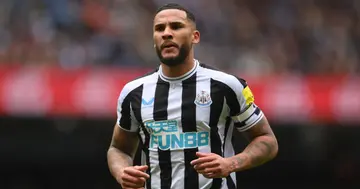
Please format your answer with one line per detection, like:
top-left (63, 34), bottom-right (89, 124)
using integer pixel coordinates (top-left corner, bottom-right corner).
top-left (161, 42), bottom-right (178, 50)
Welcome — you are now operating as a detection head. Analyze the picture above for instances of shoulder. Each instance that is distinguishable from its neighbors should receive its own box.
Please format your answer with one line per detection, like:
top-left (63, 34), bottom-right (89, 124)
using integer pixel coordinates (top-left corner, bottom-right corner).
top-left (120, 68), bottom-right (158, 99)
top-left (199, 63), bottom-right (247, 92)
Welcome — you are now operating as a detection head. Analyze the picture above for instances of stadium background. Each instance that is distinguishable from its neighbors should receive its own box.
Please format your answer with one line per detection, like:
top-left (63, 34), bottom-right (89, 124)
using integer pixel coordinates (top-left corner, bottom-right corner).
top-left (0, 0), bottom-right (359, 188)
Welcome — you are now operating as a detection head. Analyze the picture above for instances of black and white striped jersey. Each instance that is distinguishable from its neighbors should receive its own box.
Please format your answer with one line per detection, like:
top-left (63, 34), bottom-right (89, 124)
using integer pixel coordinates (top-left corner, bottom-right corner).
top-left (116, 59), bottom-right (264, 189)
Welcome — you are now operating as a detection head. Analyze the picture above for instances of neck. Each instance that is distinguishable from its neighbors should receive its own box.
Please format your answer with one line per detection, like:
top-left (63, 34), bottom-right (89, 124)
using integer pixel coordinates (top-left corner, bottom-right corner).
top-left (161, 54), bottom-right (195, 78)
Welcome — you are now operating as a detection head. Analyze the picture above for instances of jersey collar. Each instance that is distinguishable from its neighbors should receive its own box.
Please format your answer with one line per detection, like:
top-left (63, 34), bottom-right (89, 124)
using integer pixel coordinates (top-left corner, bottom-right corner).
top-left (159, 59), bottom-right (199, 82)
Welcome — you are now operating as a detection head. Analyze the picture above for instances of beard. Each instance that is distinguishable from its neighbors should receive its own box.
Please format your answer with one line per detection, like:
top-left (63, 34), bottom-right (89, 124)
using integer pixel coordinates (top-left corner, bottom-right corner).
top-left (155, 43), bottom-right (191, 67)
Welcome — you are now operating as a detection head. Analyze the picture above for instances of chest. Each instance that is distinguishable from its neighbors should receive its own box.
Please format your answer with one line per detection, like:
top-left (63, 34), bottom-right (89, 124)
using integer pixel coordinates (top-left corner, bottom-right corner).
top-left (135, 82), bottom-right (228, 128)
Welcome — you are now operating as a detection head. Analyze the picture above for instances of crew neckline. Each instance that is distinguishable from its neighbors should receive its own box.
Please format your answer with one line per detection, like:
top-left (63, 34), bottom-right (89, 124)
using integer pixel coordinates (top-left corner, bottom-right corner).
top-left (159, 59), bottom-right (199, 82)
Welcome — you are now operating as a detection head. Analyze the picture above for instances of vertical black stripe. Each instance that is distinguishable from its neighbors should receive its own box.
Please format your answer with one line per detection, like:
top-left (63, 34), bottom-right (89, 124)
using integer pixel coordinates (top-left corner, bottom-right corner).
top-left (224, 84), bottom-right (241, 116)
top-left (181, 74), bottom-right (199, 189)
top-left (153, 78), bottom-right (171, 189)
top-left (200, 63), bottom-right (244, 116)
top-left (140, 123), bottom-right (152, 189)
top-left (226, 87), bottom-right (241, 116)
top-left (130, 85), bottom-right (144, 124)
top-left (226, 176), bottom-right (236, 189)
top-left (130, 85), bottom-right (152, 189)
top-left (130, 85), bottom-right (143, 122)
top-left (209, 79), bottom-right (225, 189)
top-left (224, 118), bottom-right (235, 189)
top-left (119, 95), bottom-right (132, 130)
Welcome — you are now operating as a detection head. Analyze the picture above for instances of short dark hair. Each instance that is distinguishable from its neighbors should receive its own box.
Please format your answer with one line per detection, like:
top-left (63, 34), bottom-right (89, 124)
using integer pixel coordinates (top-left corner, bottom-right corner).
top-left (155, 3), bottom-right (196, 24)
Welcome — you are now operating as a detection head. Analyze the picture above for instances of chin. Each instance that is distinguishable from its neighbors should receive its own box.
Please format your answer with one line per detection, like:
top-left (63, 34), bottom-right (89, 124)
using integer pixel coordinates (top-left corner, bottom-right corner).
top-left (160, 56), bottom-right (184, 67)
top-left (162, 56), bottom-right (178, 61)
top-left (162, 52), bottom-right (179, 58)
top-left (156, 46), bottom-right (189, 67)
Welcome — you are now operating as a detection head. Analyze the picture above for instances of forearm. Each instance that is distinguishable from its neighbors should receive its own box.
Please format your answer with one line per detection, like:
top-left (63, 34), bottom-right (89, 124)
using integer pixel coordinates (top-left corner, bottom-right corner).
top-left (228, 134), bottom-right (278, 172)
top-left (107, 146), bottom-right (134, 178)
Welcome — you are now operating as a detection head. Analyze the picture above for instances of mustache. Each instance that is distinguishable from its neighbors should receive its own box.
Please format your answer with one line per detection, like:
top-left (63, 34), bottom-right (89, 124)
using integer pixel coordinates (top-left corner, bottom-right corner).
top-left (160, 41), bottom-right (179, 49)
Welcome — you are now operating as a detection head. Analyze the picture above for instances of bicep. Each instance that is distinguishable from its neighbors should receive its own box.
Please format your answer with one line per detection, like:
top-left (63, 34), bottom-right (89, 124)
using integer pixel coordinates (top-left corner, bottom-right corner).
top-left (110, 123), bottom-right (139, 158)
top-left (241, 116), bottom-right (275, 141)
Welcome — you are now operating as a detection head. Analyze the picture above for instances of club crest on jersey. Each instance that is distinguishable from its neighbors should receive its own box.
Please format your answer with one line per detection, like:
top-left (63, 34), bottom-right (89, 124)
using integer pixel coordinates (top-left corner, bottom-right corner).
top-left (194, 90), bottom-right (212, 107)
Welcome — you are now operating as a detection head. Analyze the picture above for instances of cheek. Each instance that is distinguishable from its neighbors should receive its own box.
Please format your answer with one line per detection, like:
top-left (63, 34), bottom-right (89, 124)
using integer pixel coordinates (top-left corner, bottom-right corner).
top-left (178, 34), bottom-right (191, 45)
top-left (153, 35), bottom-right (161, 44)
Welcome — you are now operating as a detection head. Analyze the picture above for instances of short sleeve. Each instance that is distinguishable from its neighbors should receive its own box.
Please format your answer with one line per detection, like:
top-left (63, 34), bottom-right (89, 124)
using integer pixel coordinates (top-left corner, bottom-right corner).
top-left (227, 78), bottom-right (264, 132)
top-left (116, 85), bottom-right (139, 132)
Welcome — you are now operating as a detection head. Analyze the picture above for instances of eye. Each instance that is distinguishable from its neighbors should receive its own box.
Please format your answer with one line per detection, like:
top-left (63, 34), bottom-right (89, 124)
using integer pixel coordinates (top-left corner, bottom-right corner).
top-left (154, 24), bottom-right (165, 32)
top-left (170, 23), bottom-right (184, 30)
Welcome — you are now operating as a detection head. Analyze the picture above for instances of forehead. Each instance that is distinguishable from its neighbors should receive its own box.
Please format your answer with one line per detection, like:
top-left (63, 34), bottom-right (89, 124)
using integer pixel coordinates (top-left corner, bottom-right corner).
top-left (154, 9), bottom-right (188, 25)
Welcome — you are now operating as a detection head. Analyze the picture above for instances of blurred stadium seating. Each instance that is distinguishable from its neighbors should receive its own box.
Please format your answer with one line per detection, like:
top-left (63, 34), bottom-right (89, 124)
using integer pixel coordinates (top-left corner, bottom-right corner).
top-left (0, 0), bottom-right (360, 188)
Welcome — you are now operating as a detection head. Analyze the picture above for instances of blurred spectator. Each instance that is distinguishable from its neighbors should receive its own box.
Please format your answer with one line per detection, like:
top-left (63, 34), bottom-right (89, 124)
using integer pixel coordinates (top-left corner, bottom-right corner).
top-left (0, 0), bottom-right (359, 75)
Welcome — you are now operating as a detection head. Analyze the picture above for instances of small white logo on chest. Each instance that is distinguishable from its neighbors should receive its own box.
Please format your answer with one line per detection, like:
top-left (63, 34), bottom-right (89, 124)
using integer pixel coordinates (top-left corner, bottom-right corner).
top-left (194, 90), bottom-right (212, 107)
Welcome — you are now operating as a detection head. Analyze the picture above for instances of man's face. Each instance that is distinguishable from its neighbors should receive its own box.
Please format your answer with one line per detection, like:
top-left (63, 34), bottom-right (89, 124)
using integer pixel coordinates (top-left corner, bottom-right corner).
top-left (153, 9), bottom-right (199, 67)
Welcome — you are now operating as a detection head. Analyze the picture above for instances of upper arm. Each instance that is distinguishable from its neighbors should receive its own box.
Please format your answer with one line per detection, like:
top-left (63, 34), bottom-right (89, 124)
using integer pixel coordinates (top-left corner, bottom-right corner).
top-left (116, 84), bottom-right (140, 132)
top-left (226, 77), bottom-right (264, 132)
top-left (111, 83), bottom-right (141, 157)
top-left (110, 123), bottom-right (139, 158)
top-left (241, 115), bottom-right (275, 141)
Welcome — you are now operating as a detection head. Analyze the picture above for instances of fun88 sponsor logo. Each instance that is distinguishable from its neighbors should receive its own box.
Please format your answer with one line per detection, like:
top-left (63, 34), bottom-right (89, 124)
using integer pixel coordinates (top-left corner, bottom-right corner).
top-left (144, 120), bottom-right (210, 150)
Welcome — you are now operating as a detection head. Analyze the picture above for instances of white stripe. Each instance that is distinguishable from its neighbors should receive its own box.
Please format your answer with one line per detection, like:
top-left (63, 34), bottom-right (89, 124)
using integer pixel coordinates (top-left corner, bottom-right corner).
top-left (141, 150), bottom-right (147, 167)
top-left (140, 75), bottom-right (159, 189)
top-left (231, 103), bottom-right (256, 123)
top-left (141, 75), bottom-right (157, 124)
top-left (217, 100), bottom-right (231, 189)
top-left (149, 150), bottom-right (161, 189)
top-left (195, 75), bottom-right (213, 188)
top-left (217, 97), bottom-right (230, 156)
top-left (168, 82), bottom-right (185, 189)
top-left (237, 111), bottom-right (264, 132)
top-left (221, 180), bottom-right (228, 189)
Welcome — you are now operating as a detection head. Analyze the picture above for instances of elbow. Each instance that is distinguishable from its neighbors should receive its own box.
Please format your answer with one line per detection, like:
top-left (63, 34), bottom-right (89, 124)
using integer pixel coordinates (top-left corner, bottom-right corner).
top-left (107, 145), bottom-right (123, 160)
top-left (107, 144), bottom-right (116, 153)
top-left (270, 136), bottom-right (278, 160)
top-left (107, 146), bottom-right (116, 159)
top-left (107, 144), bottom-right (135, 160)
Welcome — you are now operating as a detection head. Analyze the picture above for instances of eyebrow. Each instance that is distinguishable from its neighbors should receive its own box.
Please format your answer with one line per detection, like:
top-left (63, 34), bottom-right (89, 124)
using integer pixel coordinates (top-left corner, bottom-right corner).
top-left (154, 21), bottom-right (186, 28)
top-left (154, 20), bottom-right (186, 26)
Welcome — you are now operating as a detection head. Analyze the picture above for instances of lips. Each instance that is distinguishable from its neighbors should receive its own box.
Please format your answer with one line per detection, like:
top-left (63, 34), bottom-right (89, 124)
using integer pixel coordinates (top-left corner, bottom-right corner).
top-left (161, 42), bottom-right (178, 49)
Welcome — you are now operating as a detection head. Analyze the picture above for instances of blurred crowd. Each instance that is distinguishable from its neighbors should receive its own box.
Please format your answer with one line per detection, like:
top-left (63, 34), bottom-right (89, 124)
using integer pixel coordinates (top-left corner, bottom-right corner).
top-left (0, 0), bottom-right (360, 75)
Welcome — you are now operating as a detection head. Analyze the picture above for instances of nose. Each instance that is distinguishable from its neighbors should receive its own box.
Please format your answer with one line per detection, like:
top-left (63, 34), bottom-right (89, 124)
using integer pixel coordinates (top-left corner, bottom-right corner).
top-left (162, 27), bottom-right (173, 40)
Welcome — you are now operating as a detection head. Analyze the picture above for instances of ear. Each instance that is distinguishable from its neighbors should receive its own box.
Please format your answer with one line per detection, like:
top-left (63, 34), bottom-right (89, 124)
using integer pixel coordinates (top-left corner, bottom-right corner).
top-left (192, 30), bottom-right (200, 44)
